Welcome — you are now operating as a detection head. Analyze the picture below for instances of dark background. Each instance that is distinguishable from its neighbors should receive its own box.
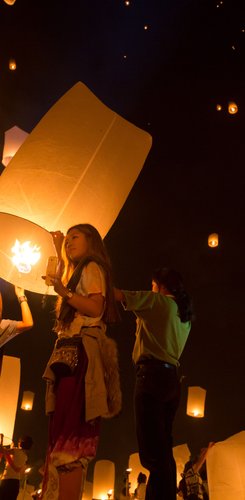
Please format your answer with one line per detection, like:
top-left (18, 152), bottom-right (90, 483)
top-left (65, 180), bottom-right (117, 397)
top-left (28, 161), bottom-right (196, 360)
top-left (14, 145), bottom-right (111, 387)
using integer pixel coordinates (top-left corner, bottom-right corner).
top-left (0, 0), bottom-right (245, 496)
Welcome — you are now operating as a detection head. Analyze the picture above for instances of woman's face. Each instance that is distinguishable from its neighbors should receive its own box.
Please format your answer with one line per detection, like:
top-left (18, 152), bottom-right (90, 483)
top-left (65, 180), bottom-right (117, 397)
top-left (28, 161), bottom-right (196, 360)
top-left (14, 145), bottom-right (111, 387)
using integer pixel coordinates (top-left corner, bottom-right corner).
top-left (65, 228), bottom-right (89, 262)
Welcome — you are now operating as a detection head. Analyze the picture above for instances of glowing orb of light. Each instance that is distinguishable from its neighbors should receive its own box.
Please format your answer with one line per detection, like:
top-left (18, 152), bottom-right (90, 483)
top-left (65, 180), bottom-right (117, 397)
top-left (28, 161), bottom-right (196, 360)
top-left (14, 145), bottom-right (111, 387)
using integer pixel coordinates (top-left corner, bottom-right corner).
top-left (11, 239), bottom-right (41, 273)
top-left (228, 101), bottom-right (238, 115)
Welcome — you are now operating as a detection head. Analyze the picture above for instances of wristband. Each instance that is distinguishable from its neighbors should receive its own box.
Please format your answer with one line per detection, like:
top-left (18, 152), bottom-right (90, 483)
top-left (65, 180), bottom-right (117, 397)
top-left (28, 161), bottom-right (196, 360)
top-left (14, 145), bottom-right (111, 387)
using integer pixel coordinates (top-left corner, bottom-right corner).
top-left (18, 296), bottom-right (28, 304)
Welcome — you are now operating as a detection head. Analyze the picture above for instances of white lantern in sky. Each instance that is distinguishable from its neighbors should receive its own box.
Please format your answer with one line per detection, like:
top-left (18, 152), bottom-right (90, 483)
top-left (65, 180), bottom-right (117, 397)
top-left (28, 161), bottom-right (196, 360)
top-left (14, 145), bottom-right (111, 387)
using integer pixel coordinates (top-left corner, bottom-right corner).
top-left (0, 82), bottom-right (152, 294)
top-left (186, 386), bottom-right (206, 418)
top-left (208, 233), bottom-right (219, 248)
top-left (0, 356), bottom-right (20, 446)
top-left (2, 126), bottom-right (29, 167)
top-left (93, 460), bottom-right (115, 500)
top-left (21, 391), bottom-right (35, 411)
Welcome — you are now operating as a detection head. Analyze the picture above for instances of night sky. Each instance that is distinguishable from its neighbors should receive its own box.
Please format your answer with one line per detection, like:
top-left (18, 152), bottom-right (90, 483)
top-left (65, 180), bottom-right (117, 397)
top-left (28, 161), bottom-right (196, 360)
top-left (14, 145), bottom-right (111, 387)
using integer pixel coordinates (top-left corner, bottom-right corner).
top-left (0, 0), bottom-right (245, 495)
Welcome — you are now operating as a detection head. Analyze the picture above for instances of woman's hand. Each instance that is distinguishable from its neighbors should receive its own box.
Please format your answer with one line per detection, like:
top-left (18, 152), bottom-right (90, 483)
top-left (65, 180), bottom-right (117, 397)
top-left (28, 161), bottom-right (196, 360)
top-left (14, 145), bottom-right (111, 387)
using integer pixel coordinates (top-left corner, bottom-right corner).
top-left (50, 231), bottom-right (65, 258)
top-left (48, 275), bottom-right (68, 298)
top-left (14, 286), bottom-right (25, 298)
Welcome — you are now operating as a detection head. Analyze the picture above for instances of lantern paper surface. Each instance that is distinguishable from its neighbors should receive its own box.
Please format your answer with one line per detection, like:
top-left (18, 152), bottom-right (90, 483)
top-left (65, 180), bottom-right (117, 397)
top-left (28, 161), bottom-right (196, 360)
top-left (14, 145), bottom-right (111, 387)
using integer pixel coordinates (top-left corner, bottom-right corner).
top-left (0, 355), bottom-right (20, 445)
top-left (93, 459), bottom-right (115, 499)
top-left (83, 481), bottom-right (93, 500)
top-left (0, 81), bottom-right (152, 294)
top-left (128, 452), bottom-right (149, 493)
top-left (2, 126), bottom-right (29, 166)
top-left (187, 386), bottom-right (206, 417)
top-left (21, 390), bottom-right (35, 411)
top-left (206, 431), bottom-right (245, 500)
top-left (173, 443), bottom-right (191, 486)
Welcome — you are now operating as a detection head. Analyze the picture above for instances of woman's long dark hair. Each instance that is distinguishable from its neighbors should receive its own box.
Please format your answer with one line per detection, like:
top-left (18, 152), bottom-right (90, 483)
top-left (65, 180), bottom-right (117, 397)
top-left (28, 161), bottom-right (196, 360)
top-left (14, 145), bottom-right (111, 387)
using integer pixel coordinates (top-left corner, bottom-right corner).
top-left (55, 223), bottom-right (119, 331)
top-left (152, 267), bottom-right (193, 323)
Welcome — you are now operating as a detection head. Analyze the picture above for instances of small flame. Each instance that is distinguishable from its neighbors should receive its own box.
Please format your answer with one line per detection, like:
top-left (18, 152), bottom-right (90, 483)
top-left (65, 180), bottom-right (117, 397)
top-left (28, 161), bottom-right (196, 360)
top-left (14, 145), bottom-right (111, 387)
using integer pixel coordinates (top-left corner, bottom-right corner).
top-left (11, 239), bottom-right (41, 273)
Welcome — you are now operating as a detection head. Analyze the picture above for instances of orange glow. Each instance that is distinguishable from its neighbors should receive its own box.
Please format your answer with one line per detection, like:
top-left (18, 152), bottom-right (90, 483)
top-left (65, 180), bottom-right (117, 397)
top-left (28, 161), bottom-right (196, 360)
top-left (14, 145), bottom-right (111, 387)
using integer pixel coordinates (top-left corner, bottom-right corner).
top-left (9, 59), bottom-right (17, 71)
top-left (208, 233), bottom-right (219, 248)
top-left (228, 101), bottom-right (238, 114)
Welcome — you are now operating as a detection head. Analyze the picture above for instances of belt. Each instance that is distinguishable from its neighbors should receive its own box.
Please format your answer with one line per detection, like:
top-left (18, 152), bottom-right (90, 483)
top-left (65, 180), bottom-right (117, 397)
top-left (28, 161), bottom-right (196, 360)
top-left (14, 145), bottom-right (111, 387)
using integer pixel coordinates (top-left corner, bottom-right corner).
top-left (137, 358), bottom-right (176, 369)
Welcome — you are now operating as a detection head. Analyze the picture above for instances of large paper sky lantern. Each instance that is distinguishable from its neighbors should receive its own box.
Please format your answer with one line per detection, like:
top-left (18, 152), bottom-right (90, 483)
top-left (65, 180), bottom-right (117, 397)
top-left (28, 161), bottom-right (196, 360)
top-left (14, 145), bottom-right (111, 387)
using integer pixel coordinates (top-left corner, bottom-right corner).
top-left (128, 452), bottom-right (149, 493)
top-left (206, 431), bottom-right (245, 500)
top-left (173, 443), bottom-right (191, 486)
top-left (2, 126), bottom-right (29, 167)
top-left (0, 355), bottom-right (20, 446)
top-left (0, 82), bottom-right (152, 294)
top-left (93, 460), bottom-right (115, 500)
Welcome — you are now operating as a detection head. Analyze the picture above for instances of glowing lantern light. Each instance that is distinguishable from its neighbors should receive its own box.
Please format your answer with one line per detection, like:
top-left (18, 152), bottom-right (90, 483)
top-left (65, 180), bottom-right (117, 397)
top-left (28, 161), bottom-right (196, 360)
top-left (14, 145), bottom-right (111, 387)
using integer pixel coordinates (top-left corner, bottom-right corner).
top-left (11, 240), bottom-right (40, 273)
top-left (0, 213), bottom-right (56, 294)
top-left (186, 386), bottom-right (206, 418)
top-left (228, 101), bottom-right (238, 114)
top-left (208, 233), bottom-right (219, 248)
top-left (207, 431), bottom-right (245, 500)
top-left (21, 391), bottom-right (35, 411)
top-left (216, 104), bottom-right (222, 111)
top-left (3, 0), bottom-right (16, 4)
top-left (128, 453), bottom-right (148, 493)
top-left (2, 126), bottom-right (29, 167)
top-left (0, 82), bottom-right (151, 294)
top-left (9, 58), bottom-right (16, 70)
top-left (93, 460), bottom-right (115, 500)
top-left (0, 356), bottom-right (20, 446)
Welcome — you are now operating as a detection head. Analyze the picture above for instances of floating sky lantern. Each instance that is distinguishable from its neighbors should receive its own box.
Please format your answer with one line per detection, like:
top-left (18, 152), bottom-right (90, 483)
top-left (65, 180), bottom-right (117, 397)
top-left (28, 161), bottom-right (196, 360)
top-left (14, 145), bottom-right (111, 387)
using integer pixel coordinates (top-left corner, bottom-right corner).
top-left (21, 391), bottom-right (35, 411)
top-left (0, 82), bottom-right (152, 294)
top-left (93, 460), bottom-right (115, 500)
top-left (208, 233), bottom-right (219, 248)
top-left (216, 104), bottom-right (222, 111)
top-left (2, 126), bottom-right (29, 167)
top-left (9, 58), bottom-right (16, 70)
top-left (3, 0), bottom-right (16, 4)
top-left (228, 101), bottom-right (238, 114)
top-left (0, 356), bottom-right (20, 445)
top-left (186, 386), bottom-right (206, 418)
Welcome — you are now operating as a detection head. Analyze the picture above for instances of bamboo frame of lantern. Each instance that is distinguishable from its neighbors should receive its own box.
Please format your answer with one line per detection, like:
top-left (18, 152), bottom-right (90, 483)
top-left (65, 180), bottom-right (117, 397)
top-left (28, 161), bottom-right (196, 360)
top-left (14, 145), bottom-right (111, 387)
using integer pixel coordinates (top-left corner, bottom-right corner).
top-left (208, 233), bottom-right (219, 248)
top-left (93, 460), bottom-right (115, 500)
top-left (21, 391), bottom-right (35, 411)
top-left (186, 386), bottom-right (206, 418)
top-left (0, 82), bottom-right (152, 294)
top-left (0, 356), bottom-right (20, 445)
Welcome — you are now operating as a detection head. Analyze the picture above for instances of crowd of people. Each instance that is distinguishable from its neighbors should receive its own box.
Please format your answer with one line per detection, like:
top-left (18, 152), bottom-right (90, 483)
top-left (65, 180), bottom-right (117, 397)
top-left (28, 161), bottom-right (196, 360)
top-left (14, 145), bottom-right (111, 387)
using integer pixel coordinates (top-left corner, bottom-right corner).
top-left (0, 221), bottom-right (212, 500)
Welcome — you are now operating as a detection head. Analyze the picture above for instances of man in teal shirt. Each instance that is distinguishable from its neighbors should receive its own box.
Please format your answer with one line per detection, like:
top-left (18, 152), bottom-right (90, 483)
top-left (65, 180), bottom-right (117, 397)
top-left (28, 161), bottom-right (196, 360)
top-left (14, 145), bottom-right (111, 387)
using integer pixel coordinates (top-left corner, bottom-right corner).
top-left (115, 268), bottom-right (192, 500)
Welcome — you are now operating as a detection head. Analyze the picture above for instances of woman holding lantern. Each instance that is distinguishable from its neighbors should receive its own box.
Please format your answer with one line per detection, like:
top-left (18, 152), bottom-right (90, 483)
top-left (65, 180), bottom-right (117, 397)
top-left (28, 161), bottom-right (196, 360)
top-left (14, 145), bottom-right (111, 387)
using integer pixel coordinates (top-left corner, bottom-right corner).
top-left (114, 268), bottom-right (193, 500)
top-left (41, 224), bottom-right (121, 500)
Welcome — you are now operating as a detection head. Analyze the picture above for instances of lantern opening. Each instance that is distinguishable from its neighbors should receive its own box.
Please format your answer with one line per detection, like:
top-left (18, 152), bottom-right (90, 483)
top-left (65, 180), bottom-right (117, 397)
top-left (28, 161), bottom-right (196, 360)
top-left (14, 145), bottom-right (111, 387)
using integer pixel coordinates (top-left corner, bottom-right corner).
top-left (11, 239), bottom-right (41, 273)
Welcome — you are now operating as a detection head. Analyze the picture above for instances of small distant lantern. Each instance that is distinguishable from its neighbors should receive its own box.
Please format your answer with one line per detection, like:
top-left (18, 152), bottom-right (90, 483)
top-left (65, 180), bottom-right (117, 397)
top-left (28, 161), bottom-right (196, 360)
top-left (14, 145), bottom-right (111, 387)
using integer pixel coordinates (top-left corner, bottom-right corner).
top-left (216, 104), bottom-right (222, 111)
top-left (187, 386), bottom-right (206, 418)
top-left (208, 233), bottom-right (219, 248)
top-left (9, 59), bottom-right (17, 71)
top-left (228, 102), bottom-right (238, 115)
top-left (21, 391), bottom-right (35, 411)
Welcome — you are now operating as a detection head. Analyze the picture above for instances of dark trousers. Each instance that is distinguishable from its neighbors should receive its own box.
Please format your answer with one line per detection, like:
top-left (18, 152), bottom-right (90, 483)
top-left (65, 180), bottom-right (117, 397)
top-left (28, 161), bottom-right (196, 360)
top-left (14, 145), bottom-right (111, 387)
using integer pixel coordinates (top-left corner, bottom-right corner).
top-left (0, 479), bottom-right (20, 500)
top-left (134, 361), bottom-right (180, 500)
